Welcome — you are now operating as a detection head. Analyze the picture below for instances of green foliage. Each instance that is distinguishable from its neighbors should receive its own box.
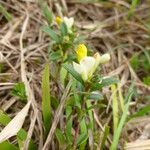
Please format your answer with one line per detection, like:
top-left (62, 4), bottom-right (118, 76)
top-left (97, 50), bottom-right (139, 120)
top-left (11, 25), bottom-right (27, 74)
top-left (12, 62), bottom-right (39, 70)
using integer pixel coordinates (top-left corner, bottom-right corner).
top-left (42, 63), bottom-right (51, 135)
top-left (11, 82), bottom-right (27, 102)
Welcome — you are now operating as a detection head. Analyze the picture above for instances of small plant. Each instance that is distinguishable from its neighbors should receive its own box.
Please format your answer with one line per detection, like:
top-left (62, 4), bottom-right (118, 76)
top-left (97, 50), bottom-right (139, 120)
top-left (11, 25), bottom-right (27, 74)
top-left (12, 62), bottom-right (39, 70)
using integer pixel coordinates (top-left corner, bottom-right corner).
top-left (11, 82), bottom-right (27, 102)
top-left (41, 10), bottom-right (130, 150)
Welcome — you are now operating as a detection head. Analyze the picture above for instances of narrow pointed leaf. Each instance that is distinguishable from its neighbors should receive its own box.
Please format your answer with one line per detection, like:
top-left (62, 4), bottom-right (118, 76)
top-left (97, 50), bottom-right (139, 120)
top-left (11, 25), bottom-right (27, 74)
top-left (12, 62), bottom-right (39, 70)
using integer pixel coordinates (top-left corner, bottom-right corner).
top-left (42, 63), bottom-right (51, 135)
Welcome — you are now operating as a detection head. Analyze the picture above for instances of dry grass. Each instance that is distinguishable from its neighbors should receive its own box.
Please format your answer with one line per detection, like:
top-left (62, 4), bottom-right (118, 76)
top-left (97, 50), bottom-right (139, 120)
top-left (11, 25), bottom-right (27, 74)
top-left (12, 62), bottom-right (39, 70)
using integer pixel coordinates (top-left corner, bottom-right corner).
top-left (0, 0), bottom-right (150, 149)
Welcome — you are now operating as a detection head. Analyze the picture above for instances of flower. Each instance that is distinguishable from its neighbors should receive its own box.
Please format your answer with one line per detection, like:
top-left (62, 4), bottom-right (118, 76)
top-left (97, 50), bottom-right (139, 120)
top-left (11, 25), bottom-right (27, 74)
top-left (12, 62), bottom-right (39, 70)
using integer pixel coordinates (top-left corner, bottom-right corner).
top-left (73, 44), bottom-right (110, 81)
top-left (55, 16), bottom-right (74, 33)
top-left (63, 17), bottom-right (74, 33)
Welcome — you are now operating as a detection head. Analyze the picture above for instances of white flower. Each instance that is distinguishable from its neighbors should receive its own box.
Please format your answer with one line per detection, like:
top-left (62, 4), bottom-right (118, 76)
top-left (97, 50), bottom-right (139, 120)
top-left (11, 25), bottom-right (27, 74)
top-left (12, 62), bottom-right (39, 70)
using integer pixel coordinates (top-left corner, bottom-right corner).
top-left (63, 17), bottom-right (74, 33)
top-left (73, 44), bottom-right (110, 81)
top-left (73, 56), bottom-right (96, 81)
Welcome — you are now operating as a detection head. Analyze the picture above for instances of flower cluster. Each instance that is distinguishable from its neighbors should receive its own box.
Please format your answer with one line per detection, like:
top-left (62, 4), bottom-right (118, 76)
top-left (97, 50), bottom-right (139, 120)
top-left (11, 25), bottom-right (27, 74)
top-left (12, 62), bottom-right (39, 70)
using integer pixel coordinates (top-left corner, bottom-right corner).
top-left (55, 16), bottom-right (110, 82)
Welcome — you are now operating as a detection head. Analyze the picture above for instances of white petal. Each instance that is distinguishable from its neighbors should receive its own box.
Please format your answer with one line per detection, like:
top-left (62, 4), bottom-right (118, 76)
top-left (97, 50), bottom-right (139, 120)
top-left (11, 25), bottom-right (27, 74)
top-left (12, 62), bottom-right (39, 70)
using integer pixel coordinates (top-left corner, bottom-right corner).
top-left (64, 17), bottom-right (74, 29)
top-left (80, 57), bottom-right (96, 78)
top-left (73, 62), bottom-right (88, 81)
top-left (73, 62), bottom-right (83, 74)
top-left (99, 53), bottom-right (110, 64)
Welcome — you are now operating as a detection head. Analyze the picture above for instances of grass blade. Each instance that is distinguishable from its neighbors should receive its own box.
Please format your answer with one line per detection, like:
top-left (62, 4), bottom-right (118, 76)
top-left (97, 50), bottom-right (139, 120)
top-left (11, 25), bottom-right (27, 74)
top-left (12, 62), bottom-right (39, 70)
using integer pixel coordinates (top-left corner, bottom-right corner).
top-left (42, 63), bottom-right (51, 135)
top-left (110, 84), bottom-right (134, 150)
top-left (100, 125), bottom-right (110, 150)
top-left (128, 0), bottom-right (139, 17)
top-left (111, 84), bottom-right (119, 133)
top-left (0, 4), bottom-right (12, 21)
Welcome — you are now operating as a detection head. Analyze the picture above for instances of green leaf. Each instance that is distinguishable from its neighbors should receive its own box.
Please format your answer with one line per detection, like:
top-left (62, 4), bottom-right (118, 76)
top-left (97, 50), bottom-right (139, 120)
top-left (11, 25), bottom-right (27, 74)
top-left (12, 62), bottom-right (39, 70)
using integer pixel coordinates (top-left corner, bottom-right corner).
top-left (0, 111), bottom-right (11, 125)
top-left (76, 133), bottom-right (88, 146)
top-left (86, 100), bottom-right (94, 130)
top-left (11, 82), bottom-right (27, 102)
top-left (79, 118), bottom-right (87, 150)
top-left (0, 141), bottom-right (18, 150)
top-left (91, 77), bottom-right (118, 90)
top-left (87, 91), bottom-right (104, 100)
top-left (65, 106), bottom-right (73, 144)
top-left (42, 26), bottom-right (60, 43)
top-left (55, 128), bottom-right (66, 145)
top-left (49, 50), bottom-right (62, 61)
top-left (42, 3), bottom-right (53, 25)
top-left (17, 129), bottom-right (36, 150)
top-left (60, 66), bottom-right (68, 88)
top-left (42, 63), bottom-right (51, 135)
top-left (63, 63), bottom-right (84, 85)
top-left (60, 22), bottom-right (68, 37)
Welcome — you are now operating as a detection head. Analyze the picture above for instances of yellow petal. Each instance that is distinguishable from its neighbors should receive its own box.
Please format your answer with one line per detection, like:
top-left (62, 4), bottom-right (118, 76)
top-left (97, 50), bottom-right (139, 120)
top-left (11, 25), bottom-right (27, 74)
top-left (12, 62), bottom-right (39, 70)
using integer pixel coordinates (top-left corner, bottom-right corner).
top-left (56, 16), bottom-right (63, 25)
top-left (76, 44), bottom-right (87, 62)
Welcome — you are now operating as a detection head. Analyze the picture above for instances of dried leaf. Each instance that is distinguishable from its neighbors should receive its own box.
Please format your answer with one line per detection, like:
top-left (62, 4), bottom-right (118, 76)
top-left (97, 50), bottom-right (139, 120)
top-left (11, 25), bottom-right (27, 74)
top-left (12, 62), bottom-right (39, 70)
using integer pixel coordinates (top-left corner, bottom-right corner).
top-left (0, 102), bottom-right (31, 143)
